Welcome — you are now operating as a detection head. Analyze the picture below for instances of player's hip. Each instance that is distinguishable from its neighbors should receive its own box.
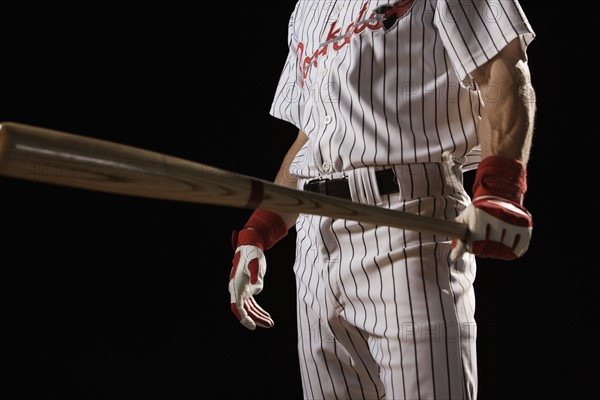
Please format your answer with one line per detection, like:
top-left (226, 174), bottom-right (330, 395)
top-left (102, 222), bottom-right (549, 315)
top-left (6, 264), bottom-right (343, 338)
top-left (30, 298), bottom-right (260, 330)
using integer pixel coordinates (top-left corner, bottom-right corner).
top-left (292, 222), bottom-right (477, 331)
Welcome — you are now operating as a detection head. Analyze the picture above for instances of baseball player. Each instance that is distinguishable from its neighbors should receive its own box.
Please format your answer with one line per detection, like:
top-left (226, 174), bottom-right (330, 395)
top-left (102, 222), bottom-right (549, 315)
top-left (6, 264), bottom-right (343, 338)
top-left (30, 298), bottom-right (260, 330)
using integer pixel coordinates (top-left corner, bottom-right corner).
top-left (229, 1), bottom-right (536, 399)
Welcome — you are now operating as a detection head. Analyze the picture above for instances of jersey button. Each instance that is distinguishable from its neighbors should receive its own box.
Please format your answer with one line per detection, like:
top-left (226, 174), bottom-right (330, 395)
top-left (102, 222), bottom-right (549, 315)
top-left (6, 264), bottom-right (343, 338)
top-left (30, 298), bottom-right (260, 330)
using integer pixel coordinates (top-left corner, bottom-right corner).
top-left (324, 115), bottom-right (333, 124)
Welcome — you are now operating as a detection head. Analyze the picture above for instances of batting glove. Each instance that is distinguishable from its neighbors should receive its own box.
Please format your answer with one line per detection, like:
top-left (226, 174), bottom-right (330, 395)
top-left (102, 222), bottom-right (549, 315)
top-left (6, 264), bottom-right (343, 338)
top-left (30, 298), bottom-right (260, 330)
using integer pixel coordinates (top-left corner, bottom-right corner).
top-left (450, 155), bottom-right (533, 261)
top-left (229, 209), bottom-right (287, 330)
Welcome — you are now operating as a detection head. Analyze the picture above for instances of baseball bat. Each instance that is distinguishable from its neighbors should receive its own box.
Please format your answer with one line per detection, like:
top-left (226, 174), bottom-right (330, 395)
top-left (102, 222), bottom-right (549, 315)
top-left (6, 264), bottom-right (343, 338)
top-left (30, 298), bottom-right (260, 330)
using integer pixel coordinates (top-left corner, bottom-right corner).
top-left (0, 121), bottom-right (468, 240)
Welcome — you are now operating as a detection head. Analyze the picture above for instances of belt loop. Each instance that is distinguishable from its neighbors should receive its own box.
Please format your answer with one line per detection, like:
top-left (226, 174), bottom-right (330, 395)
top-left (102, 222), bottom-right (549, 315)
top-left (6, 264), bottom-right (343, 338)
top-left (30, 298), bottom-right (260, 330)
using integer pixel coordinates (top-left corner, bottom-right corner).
top-left (348, 168), bottom-right (378, 205)
top-left (317, 179), bottom-right (328, 194)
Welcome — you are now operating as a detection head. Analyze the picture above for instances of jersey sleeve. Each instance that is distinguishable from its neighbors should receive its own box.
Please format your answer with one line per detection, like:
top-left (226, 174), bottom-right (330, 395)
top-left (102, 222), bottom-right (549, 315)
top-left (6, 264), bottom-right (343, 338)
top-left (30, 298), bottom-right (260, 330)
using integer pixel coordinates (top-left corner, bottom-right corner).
top-left (269, 3), bottom-right (302, 129)
top-left (433, 0), bottom-right (535, 86)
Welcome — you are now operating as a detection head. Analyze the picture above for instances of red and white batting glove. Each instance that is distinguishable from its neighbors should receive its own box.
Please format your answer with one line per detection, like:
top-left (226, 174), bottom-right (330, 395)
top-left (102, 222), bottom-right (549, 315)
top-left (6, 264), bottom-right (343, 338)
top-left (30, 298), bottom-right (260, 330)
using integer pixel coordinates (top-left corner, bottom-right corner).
top-left (450, 155), bottom-right (533, 261)
top-left (229, 209), bottom-right (287, 330)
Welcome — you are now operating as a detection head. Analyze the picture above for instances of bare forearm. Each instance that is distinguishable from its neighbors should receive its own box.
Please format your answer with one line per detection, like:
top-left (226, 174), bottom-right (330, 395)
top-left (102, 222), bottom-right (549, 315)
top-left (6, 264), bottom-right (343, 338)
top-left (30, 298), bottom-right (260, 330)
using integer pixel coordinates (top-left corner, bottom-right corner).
top-left (272, 130), bottom-right (308, 229)
top-left (475, 39), bottom-right (536, 165)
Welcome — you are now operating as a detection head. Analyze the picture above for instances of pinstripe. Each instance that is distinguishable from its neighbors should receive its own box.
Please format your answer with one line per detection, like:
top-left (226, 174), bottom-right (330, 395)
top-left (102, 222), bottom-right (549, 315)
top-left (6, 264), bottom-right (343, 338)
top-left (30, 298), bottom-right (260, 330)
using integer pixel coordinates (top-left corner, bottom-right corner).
top-left (432, 242), bottom-right (454, 396)
top-left (317, 1), bottom-right (341, 168)
top-left (420, 8), bottom-right (434, 162)
top-left (392, 265), bottom-right (409, 399)
top-left (401, 215), bottom-right (422, 399)
top-left (393, 22), bottom-right (406, 166)
top-left (355, 35), bottom-right (367, 167)
top-left (342, 220), bottom-right (368, 330)
top-left (425, 8), bottom-right (440, 161)
top-left (380, 31), bottom-right (391, 166)
top-left (385, 222), bottom-right (406, 398)
top-left (295, 217), bottom-right (315, 397)
top-left (407, 10), bottom-right (419, 163)
top-left (358, 223), bottom-right (376, 331)
top-left (315, 216), bottom-right (338, 399)
top-left (418, 233), bottom-right (439, 399)
top-left (336, 4), bottom-right (354, 171)
top-left (420, 165), bottom-right (438, 398)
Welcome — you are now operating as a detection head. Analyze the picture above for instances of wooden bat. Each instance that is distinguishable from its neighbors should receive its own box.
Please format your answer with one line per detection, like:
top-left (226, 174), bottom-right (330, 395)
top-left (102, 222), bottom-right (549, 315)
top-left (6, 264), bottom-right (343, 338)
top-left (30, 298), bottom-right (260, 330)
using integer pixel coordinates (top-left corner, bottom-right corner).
top-left (0, 121), bottom-right (468, 240)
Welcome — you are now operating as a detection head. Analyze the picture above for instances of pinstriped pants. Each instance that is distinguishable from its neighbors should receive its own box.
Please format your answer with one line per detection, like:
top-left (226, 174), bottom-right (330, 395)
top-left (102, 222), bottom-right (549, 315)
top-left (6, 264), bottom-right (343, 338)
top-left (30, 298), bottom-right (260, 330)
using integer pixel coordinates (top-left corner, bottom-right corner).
top-left (293, 163), bottom-right (477, 400)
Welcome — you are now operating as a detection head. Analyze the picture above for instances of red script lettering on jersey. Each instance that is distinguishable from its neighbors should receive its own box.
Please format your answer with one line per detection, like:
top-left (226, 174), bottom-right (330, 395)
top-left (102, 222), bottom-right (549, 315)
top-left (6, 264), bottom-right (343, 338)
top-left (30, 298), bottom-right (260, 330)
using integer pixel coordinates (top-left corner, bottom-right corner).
top-left (297, 0), bottom-right (415, 87)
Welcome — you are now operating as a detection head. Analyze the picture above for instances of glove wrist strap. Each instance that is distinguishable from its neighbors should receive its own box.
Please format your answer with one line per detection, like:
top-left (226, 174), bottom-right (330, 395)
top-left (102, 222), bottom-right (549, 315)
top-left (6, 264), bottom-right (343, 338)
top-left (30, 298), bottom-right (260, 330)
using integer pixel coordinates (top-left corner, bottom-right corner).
top-left (232, 209), bottom-right (288, 251)
top-left (473, 155), bottom-right (527, 204)
top-left (234, 229), bottom-right (267, 251)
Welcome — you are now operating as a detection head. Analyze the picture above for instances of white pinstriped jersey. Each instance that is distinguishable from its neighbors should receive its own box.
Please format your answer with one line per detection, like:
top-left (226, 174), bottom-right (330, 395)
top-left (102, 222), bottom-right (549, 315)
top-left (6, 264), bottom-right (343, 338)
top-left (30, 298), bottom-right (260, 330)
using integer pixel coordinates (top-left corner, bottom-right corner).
top-left (270, 0), bottom-right (535, 178)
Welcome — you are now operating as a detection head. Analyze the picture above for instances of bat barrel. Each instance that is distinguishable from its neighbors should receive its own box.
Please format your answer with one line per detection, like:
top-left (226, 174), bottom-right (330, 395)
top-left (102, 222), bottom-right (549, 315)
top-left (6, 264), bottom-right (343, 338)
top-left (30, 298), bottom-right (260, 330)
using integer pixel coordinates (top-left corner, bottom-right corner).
top-left (0, 121), bottom-right (255, 207)
top-left (0, 122), bottom-right (468, 240)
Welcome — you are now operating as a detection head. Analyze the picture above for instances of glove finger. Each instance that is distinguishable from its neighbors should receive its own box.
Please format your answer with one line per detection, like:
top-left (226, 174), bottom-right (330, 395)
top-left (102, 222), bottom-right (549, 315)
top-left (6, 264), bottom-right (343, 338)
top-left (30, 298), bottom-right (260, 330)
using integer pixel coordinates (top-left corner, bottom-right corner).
top-left (473, 240), bottom-right (518, 260)
top-left (245, 297), bottom-right (274, 328)
top-left (230, 301), bottom-right (257, 330)
top-left (450, 239), bottom-right (466, 262)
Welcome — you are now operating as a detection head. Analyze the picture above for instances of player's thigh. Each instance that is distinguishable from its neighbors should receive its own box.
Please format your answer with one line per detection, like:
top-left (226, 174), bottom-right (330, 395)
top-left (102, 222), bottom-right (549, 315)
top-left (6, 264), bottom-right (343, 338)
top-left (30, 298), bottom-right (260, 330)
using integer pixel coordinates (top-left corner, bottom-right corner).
top-left (365, 243), bottom-right (477, 399)
top-left (296, 300), bottom-right (386, 400)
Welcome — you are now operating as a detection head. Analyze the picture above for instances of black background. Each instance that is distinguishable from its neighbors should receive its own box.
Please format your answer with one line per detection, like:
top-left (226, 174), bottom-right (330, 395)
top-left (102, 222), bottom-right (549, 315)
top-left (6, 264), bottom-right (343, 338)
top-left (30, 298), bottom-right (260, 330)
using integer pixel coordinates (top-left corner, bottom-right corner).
top-left (1, 2), bottom-right (589, 399)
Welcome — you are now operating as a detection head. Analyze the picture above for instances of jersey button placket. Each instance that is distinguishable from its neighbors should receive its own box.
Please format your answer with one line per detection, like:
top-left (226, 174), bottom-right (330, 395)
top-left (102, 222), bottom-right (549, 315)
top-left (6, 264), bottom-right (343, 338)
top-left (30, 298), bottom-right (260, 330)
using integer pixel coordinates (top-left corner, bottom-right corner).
top-left (316, 53), bottom-right (334, 175)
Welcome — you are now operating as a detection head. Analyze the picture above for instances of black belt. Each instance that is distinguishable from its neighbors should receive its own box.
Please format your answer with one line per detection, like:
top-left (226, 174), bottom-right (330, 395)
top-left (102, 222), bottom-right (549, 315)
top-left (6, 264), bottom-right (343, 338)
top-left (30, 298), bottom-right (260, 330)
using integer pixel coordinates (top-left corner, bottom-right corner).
top-left (303, 169), bottom-right (399, 200)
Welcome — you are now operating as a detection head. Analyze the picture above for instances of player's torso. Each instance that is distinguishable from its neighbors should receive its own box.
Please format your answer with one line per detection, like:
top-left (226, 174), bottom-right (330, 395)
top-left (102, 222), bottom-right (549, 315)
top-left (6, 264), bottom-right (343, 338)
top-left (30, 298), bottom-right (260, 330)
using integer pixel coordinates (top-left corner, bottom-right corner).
top-left (288, 0), bottom-right (481, 177)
